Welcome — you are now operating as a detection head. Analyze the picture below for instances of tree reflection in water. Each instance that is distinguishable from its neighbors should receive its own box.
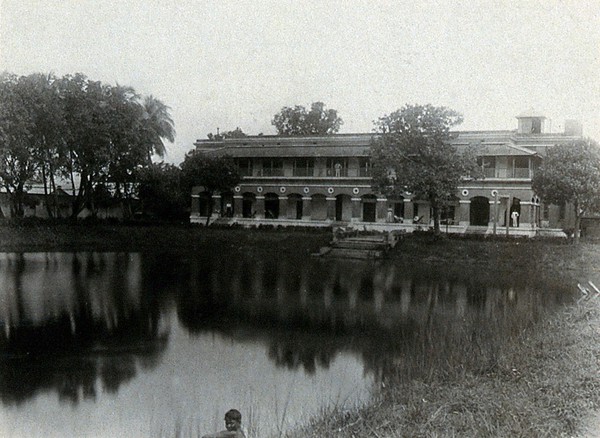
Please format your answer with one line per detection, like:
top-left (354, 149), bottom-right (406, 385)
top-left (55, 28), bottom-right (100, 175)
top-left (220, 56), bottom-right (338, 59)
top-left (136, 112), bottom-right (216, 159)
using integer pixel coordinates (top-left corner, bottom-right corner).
top-left (0, 252), bottom-right (168, 406)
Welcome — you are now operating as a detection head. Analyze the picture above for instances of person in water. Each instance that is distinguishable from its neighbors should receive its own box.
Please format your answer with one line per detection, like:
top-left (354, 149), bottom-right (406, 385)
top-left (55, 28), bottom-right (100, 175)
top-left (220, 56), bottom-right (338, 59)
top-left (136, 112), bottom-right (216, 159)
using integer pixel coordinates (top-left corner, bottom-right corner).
top-left (202, 409), bottom-right (246, 438)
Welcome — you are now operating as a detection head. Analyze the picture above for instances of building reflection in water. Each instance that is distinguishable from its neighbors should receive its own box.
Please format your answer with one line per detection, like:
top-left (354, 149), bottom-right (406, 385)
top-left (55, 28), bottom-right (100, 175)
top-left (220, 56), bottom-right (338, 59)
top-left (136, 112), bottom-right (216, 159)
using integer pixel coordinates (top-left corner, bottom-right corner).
top-left (0, 250), bottom-right (573, 408)
top-left (179, 251), bottom-right (573, 383)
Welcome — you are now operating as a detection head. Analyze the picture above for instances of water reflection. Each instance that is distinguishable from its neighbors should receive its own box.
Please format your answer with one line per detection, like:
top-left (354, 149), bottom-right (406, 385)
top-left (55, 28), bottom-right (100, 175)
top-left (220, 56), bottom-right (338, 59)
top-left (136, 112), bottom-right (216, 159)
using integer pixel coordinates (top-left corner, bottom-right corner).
top-left (0, 250), bottom-right (574, 436)
top-left (0, 253), bottom-right (168, 406)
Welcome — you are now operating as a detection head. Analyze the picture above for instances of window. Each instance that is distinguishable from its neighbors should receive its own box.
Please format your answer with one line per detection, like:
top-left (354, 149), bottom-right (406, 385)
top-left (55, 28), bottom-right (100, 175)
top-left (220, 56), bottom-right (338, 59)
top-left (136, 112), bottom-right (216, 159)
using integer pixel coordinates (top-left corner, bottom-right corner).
top-left (326, 158), bottom-right (348, 177)
top-left (359, 158), bottom-right (371, 177)
top-left (261, 158), bottom-right (283, 176)
top-left (235, 158), bottom-right (253, 177)
top-left (513, 157), bottom-right (530, 178)
top-left (293, 158), bottom-right (314, 177)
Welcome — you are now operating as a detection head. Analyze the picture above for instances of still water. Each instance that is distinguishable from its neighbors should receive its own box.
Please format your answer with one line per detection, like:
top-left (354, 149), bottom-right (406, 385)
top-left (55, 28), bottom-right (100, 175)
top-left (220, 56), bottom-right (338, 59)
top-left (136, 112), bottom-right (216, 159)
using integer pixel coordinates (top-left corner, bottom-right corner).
top-left (0, 250), bottom-right (573, 437)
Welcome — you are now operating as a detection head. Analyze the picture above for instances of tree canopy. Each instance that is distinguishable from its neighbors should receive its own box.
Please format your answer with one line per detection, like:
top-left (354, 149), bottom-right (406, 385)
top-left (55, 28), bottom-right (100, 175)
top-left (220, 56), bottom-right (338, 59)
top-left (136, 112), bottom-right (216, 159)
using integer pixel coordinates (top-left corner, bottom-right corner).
top-left (272, 101), bottom-right (343, 135)
top-left (0, 72), bottom-right (175, 219)
top-left (207, 127), bottom-right (247, 140)
top-left (180, 151), bottom-right (240, 225)
top-left (370, 104), bottom-right (480, 235)
top-left (532, 138), bottom-right (600, 243)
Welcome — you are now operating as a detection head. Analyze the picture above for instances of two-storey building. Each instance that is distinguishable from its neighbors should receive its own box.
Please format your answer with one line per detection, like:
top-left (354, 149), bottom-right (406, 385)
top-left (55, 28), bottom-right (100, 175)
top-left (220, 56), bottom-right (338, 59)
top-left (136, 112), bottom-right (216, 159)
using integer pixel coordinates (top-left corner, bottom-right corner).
top-left (191, 111), bottom-right (582, 235)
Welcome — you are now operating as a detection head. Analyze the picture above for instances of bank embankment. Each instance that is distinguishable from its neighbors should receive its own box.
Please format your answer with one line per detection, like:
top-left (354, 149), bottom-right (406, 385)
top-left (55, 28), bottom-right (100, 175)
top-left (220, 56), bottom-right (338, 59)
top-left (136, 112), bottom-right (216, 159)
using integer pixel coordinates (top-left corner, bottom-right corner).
top-left (286, 238), bottom-right (600, 438)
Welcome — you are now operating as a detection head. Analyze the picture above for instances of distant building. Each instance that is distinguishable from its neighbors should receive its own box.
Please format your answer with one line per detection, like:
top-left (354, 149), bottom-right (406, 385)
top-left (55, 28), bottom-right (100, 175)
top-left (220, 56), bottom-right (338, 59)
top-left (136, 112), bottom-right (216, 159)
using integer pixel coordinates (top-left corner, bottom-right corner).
top-left (191, 111), bottom-right (582, 235)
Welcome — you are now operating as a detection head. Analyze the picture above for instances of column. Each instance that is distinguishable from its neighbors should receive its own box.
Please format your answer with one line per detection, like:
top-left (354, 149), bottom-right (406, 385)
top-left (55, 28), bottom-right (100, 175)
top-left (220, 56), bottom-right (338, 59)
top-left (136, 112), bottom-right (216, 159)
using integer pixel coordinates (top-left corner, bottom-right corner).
top-left (520, 202), bottom-right (533, 228)
top-left (376, 198), bottom-right (388, 223)
top-left (302, 197), bottom-right (312, 221)
top-left (403, 198), bottom-right (414, 223)
top-left (255, 196), bottom-right (265, 219)
top-left (326, 197), bottom-right (336, 220)
top-left (279, 196), bottom-right (288, 218)
top-left (233, 195), bottom-right (243, 218)
top-left (458, 200), bottom-right (470, 226)
top-left (351, 198), bottom-right (361, 222)
top-left (211, 195), bottom-right (221, 217)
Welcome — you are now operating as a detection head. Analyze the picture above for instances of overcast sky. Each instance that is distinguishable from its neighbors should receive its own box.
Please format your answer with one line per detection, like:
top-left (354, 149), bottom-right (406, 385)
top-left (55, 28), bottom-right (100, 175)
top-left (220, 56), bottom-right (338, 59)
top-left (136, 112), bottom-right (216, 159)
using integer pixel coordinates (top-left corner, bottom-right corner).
top-left (1, 0), bottom-right (599, 164)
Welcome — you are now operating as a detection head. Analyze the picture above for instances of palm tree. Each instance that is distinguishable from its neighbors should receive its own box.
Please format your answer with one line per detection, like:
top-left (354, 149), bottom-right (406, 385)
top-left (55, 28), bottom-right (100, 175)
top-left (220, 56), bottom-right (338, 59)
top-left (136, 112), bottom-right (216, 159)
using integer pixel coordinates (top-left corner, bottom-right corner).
top-left (140, 95), bottom-right (175, 162)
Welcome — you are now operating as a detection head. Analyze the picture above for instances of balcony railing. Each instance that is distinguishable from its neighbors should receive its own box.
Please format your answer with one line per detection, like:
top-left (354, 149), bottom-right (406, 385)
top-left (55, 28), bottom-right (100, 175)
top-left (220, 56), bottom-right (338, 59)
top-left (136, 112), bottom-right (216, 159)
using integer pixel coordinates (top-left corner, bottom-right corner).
top-left (483, 168), bottom-right (532, 178)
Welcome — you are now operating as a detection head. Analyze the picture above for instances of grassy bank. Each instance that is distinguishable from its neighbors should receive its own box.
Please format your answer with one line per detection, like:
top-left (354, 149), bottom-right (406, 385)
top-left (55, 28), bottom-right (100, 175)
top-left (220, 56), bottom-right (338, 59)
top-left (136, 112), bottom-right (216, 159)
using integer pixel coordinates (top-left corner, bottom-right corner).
top-left (286, 240), bottom-right (600, 438)
top-left (1, 223), bottom-right (599, 436)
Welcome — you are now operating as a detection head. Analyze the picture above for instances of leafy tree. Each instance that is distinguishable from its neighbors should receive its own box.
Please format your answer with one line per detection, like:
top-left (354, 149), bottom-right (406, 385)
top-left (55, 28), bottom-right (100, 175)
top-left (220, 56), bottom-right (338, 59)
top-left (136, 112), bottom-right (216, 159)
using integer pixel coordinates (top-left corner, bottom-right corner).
top-left (180, 152), bottom-right (240, 225)
top-left (272, 101), bottom-right (343, 135)
top-left (207, 127), bottom-right (247, 140)
top-left (371, 104), bottom-right (480, 235)
top-left (136, 162), bottom-right (187, 220)
top-left (0, 73), bottom-right (40, 217)
top-left (532, 138), bottom-right (600, 243)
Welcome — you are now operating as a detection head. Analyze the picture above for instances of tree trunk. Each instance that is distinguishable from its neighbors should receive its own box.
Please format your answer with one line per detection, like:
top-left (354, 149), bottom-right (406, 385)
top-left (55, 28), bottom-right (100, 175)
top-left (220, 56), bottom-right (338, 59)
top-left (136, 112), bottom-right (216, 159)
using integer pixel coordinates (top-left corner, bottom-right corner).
top-left (574, 213), bottom-right (582, 244)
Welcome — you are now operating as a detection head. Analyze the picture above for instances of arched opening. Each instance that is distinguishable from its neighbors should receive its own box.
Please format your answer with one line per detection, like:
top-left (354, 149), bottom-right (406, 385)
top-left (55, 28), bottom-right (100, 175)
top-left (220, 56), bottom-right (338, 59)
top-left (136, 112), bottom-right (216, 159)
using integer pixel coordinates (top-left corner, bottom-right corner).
top-left (335, 194), bottom-right (352, 221)
top-left (389, 197), bottom-right (404, 222)
top-left (510, 198), bottom-right (521, 227)
top-left (198, 191), bottom-right (211, 217)
top-left (287, 194), bottom-right (303, 220)
top-left (242, 192), bottom-right (255, 218)
top-left (361, 194), bottom-right (377, 222)
top-left (220, 191), bottom-right (234, 217)
top-left (264, 193), bottom-right (280, 219)
top-left (470, 196), bottom-right (490, 226)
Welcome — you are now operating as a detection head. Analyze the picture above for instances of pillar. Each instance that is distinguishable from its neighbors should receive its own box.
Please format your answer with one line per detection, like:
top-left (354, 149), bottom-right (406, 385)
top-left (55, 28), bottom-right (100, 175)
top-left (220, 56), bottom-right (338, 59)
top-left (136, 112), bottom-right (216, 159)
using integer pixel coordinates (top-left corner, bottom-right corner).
top-left (403, 198), bottom-right (414, 222)
top-left (191, 194), bottom-right (200, 216)
top-left (458, 200), bottom-right (470, 226)
top-left (302, 196), bottom-right (312, 220)
top-left (233, 195), bottom-right (243, 218)
top-left (255, 196), bottom-right (265, 219)
top-left (520, 202), bottom-right (533, 228)
top-left (351, 197), bottom-right (361, 222)
top-left (211, 195), bottom-right (221, 217)
top-left (279, 196), bottom-right (288, 218)
top-left (376, 198), bottom-right (387, 223)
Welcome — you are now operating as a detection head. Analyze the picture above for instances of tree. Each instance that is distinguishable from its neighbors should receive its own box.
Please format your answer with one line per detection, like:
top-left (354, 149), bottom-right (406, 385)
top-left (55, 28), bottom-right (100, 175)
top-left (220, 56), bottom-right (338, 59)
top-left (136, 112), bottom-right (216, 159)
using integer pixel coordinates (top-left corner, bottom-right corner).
top-left (371, 104), bottom-right (480, 235)
top-left (532, 138), bottom-right (600, 243)
top-left (272, 101), bottom-right (343, 135)
top-left (207, 127), bottom-right (247, 140)
top-left (136, 162), bottom-right (187, 220)
top-left (0, 73), bottom-right (41, 217)
top-left (180, 152), bottom-right (240, 226)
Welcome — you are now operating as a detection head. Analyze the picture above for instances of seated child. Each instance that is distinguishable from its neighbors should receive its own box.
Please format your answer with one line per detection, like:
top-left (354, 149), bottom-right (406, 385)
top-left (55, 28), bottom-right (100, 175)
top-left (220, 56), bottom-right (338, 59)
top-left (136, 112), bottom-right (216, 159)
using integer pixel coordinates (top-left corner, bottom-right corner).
top-left (202, 409), bottom-right (246, 438)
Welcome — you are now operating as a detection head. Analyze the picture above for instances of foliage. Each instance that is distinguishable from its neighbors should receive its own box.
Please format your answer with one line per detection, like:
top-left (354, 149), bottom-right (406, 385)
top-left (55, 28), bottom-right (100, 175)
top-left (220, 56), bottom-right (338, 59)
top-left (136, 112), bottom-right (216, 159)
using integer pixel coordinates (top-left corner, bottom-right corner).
top-left (0, 71), bottom-right (175, 219)
top-left (207, 127), bottom-right (247, 140)
top-left (180, 151), bottom-right (240, 225)
top-left (136, 162), bottom-right (187, 220)
top-left (371, 104), bottom-right (480, 235)
top-left (272, 101), bottom-right (343, 135)
top-left (532, 138), bottom-right (600, 243)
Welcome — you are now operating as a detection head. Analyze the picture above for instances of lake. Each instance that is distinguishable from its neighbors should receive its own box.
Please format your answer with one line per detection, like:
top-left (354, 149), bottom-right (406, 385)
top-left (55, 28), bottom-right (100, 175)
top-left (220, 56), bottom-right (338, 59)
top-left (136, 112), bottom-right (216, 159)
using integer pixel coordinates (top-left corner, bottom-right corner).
top-left (0, 250), bottom-right (573, 437)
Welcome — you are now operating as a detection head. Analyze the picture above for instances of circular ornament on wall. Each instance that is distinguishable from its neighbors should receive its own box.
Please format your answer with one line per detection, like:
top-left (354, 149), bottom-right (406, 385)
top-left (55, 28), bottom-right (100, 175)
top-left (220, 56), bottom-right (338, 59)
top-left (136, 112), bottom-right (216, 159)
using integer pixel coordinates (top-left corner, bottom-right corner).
top-left (234, 186), bottom-right (241, 193)
top-left (303, 187), bottom-right (310, 194)
top-left (279, 187), bottom-right (286, 193)
top-left (491, 189), bottom-right (498, 197)
top-left (256, 186), bottom-right (263, 193)
top-left (327, 187), bottom-right (335, 194)
top-left (352, 187), bottom-right (360, 195)
top-left (461, 189), bottom-right (469, 197)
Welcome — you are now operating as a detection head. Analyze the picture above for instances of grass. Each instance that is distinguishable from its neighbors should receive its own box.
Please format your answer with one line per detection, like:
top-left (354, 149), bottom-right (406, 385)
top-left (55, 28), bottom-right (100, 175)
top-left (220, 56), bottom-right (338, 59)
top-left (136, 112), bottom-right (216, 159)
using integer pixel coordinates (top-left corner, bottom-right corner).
top-left (285, 240), bottom-right (600, 438)
top-left (2, 222), bottom-right (600, 437)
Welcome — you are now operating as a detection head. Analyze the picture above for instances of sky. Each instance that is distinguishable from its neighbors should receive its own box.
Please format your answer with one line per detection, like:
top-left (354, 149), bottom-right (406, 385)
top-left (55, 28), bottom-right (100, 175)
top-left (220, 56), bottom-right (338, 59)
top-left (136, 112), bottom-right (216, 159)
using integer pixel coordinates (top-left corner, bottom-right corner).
top-left (1, 0), bottom-right (599, 165)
